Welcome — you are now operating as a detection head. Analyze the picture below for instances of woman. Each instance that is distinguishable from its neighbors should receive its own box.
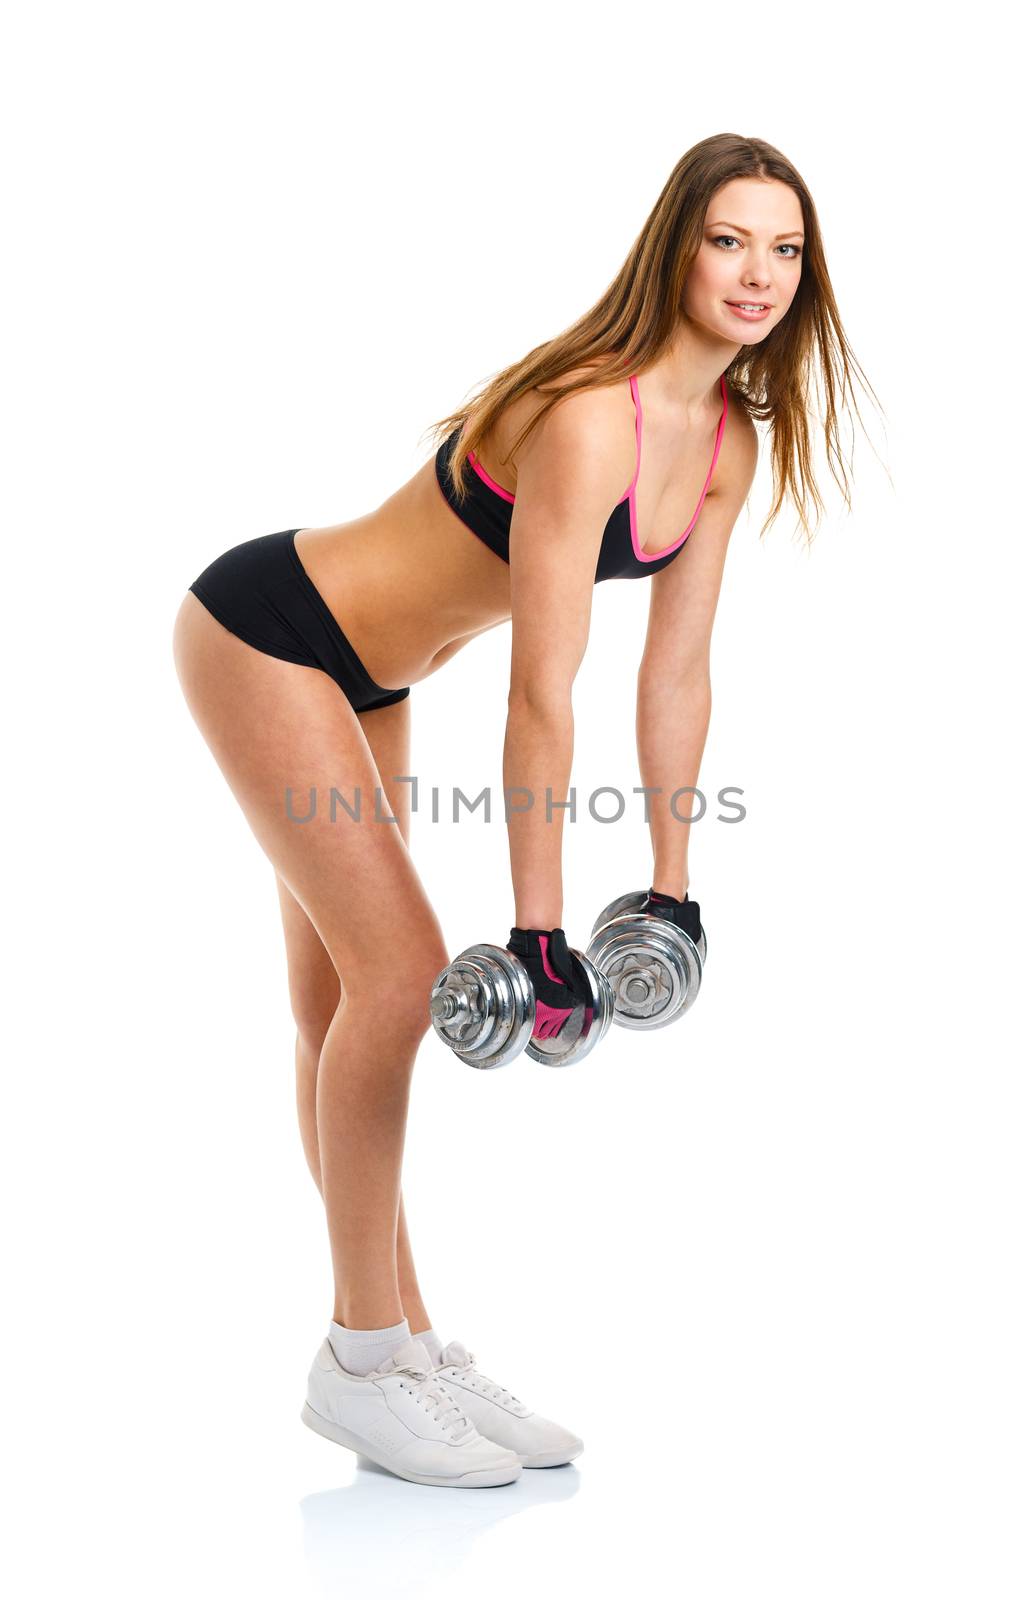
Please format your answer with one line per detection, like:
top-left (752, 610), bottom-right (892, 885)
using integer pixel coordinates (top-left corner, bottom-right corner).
top-left (172, 132), bottom-right (877, 1490)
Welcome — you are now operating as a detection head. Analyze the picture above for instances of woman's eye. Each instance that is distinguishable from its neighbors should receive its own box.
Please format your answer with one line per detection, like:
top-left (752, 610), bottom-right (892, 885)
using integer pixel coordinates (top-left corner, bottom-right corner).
top-left (710, 234), bottom-right (801, 258)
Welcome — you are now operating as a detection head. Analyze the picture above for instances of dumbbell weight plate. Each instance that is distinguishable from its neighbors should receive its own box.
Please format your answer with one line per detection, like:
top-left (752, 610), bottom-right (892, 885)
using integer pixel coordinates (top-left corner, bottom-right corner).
top-left (524, 947), bottom-right (616, 1067)
top-left (429, 944), bottom-right (535, 1069)
top-left (586, 916), bottom-right (703, 1030)
top-left (590, 888), bottom-right (708, 966)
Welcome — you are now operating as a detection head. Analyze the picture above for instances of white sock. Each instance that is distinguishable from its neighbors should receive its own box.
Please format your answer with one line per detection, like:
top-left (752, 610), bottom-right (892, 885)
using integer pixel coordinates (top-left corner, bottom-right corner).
top-left (415, 1327), bottom-right (445, 1368)
top-left (328, 1316), bottom-right (411, 1377)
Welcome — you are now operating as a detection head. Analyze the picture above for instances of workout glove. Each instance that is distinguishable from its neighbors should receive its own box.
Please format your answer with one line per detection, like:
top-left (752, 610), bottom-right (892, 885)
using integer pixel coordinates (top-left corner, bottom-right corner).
top-left (506, 926), bottom-right (592, 1041)
top-left (639, 888), bottom-right (704, 947)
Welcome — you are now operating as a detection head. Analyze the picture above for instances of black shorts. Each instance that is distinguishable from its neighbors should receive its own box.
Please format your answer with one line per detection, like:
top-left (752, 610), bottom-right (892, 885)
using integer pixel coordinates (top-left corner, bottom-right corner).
top-left (188, 529), bottom-right (411, 713)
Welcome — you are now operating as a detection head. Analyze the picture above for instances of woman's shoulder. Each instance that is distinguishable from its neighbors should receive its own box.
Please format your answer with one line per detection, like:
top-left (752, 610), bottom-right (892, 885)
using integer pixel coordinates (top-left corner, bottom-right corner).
top-left (485, 358), bottom-right (631, 490)
top-left (508, 361), bottom-right (637, 502)
top-left (506, 357), bottom-right (631, 444)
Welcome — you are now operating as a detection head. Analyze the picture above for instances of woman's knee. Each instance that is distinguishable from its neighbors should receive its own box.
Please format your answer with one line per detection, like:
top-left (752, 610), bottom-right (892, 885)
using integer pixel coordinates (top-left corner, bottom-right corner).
top-left (344, 943), bottom-right (449, 1038)
top-left (286, 966), bottom-right (342, 1030)
top-left (287, 972), bottom-right (343, 1045)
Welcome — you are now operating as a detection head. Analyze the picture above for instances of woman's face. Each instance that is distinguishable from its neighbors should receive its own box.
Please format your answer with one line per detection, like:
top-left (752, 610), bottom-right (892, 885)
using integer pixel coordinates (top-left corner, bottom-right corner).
top-left (682, 177), bottom-right (805, 343)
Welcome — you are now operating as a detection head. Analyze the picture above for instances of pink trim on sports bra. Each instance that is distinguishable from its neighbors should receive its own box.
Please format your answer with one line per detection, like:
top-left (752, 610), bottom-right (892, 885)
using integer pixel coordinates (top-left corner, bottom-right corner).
top-left (465, 372), bottom-right (728, 561)
top-left (466, 447), bottom-right (515, 503)
top-left (628, 373), bottom-right (729, 562)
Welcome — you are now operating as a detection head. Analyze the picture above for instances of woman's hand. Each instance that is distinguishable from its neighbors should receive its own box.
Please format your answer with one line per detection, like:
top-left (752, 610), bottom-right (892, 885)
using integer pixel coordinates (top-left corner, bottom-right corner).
top-left (639, 888), bottom-right (703, 946)
top-left (507, 926), bottom-right (592, 1040)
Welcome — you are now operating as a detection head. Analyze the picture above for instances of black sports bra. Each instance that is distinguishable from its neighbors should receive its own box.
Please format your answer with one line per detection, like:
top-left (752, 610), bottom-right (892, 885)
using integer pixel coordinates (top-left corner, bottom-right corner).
top-left (434, 373), bottom-right (729, 583)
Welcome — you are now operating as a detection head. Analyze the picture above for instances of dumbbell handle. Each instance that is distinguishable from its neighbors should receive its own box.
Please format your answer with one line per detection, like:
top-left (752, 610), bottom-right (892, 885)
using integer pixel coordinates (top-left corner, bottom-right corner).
top-left (429, 979), bottom-right (479, 1024)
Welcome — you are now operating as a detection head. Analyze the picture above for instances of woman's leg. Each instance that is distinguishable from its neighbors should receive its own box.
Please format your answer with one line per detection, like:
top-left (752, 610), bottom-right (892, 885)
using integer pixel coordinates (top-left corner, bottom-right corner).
top-left (279, 957), bottom-right (434, 1335)
top-left (274, 871), bottom-right (341, 1190)
top-left (353, 697), bottom-right (434, 1337)
top-left (172, 592), bottom-right (448, 1333)
top-left (273, 685), bottom-right (436, 1333)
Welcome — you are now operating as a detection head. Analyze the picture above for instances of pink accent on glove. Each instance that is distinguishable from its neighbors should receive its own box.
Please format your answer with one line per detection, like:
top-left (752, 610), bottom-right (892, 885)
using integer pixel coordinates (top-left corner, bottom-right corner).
top-left (533, 935), bottom-right (571, 1038)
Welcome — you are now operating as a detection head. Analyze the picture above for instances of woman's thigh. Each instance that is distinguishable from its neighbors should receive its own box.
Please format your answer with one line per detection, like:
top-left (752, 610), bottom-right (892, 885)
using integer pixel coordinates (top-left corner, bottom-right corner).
top-left (356, 695), bottom-right (413, 845)
top-left (172, 592), bottom-right (447, 1007)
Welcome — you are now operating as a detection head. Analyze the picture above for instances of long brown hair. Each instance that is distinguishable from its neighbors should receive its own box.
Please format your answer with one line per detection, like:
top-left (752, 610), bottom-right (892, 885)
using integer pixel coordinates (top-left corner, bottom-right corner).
top-left (424, 133), bottom-right (884, 546)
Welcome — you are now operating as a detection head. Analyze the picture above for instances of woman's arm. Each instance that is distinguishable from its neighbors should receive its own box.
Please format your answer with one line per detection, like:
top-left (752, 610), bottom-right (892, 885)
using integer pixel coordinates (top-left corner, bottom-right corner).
top-left (636, 411), bottom-right (759, 896)
top-left (503, 386), bottom-right (634, 927)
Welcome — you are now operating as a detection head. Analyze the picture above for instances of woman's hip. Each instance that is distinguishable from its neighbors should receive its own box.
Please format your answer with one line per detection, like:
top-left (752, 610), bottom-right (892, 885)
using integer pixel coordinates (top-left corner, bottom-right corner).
top-left (187, 528), bottom-right (410, 714)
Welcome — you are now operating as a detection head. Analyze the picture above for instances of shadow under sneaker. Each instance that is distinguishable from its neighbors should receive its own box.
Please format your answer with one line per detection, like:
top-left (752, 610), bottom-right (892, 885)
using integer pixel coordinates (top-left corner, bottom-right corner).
top-left (301, 1335), bottom-right (523, 1488)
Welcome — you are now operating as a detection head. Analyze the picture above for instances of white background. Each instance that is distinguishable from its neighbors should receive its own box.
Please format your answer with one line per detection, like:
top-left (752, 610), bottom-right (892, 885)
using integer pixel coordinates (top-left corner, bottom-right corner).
top-left (4, 2), bottom-right (1019, 1596)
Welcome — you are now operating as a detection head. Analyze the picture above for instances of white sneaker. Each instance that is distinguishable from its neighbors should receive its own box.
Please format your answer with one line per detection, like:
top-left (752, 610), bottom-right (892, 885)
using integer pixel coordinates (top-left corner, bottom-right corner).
top-left (301, 1334), bottom-right (523, 1488)
top-left (432, 1340), bottom-right (583, 1468)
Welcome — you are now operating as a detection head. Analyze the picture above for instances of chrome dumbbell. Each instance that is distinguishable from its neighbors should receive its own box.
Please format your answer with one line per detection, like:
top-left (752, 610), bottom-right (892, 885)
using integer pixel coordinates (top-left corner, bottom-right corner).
top-left (429, 942), bottom-right (615, 1069)
top-left (585, 890), bottom-right (707, 1030)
